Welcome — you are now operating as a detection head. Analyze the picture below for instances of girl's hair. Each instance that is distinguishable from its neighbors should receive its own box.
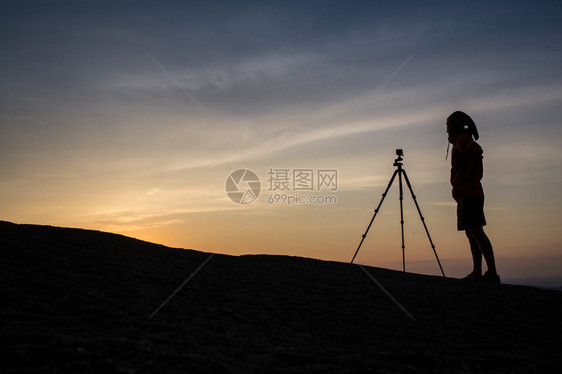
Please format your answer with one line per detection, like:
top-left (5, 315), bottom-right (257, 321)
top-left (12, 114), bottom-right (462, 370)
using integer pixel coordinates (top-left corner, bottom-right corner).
top-left (447, 111), bottom-right (479, 140)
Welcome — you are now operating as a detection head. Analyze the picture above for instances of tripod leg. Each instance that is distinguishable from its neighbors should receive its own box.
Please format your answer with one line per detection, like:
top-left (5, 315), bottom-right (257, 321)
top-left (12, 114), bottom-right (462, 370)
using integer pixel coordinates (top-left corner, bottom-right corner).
top-left (402, 169), bottom-right (446, 277)
top-left (351, 169), bottom-right (399, 264)
top-left (398, 170), bottom-right (406, 272)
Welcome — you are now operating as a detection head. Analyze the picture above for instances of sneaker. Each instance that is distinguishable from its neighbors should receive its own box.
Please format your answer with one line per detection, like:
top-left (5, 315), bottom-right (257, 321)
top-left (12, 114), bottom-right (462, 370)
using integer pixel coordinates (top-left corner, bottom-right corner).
top-left (462, 272), bottom-right (483, 281)
top-left (482, 271), bottom-right (501, 284)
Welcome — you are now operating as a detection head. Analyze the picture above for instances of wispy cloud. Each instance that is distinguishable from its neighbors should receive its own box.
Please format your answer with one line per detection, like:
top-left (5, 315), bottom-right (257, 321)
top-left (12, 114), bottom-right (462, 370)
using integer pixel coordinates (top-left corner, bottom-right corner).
top-left (2, 0), bottom-right (561, 277)
top-left (311, 51), bottom-right (418, 156)
top-left (145, 52), bottom-right (253, 160)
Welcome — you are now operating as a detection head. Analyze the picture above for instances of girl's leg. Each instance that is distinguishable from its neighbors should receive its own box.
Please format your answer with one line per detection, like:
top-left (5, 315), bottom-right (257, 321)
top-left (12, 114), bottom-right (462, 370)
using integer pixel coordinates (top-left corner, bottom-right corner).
top-left (468, 226), bottom-right (497, 275)
top-left (465, 230), bottom-right (483, 275)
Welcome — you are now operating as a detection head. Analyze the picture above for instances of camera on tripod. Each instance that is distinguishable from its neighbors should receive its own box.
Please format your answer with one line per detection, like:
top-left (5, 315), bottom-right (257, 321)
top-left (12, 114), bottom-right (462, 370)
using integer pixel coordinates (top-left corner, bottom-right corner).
top-left (351, 148), bottom-right (445, 277)
top-left (394, 149), bottom-right (404, 167)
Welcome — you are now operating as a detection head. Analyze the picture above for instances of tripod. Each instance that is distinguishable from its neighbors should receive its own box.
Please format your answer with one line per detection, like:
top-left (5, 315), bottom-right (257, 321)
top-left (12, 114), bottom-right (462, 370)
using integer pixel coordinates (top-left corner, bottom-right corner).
top-left (350, 150), bottom-right (446, 277)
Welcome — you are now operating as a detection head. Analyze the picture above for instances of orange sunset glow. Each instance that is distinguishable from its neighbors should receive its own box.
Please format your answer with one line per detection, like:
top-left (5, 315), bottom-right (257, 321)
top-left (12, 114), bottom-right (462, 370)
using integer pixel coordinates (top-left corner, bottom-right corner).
top-left (1, 1), bottom-right (561, 287)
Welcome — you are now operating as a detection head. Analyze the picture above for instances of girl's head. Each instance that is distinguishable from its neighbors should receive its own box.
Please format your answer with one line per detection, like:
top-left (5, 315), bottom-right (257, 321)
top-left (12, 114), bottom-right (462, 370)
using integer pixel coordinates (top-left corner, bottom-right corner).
top-left (446, 111), bottom-right (479, 141)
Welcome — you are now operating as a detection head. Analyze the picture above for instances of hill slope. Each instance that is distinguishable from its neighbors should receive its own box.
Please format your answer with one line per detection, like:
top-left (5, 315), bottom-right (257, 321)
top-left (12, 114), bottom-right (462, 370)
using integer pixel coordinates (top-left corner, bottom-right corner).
top-left (1, 221), bottom-right (561, 373)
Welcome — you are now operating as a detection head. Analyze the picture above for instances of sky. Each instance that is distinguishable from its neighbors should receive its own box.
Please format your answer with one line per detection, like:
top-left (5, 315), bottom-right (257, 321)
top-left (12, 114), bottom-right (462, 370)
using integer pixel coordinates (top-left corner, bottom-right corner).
top-left (1, 0), bottom-right (561, 284)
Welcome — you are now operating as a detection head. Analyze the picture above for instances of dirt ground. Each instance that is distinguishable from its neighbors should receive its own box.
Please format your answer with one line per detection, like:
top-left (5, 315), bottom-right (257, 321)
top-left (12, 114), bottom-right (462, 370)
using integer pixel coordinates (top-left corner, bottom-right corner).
top-left (1, 221), bottom-right (561, 373)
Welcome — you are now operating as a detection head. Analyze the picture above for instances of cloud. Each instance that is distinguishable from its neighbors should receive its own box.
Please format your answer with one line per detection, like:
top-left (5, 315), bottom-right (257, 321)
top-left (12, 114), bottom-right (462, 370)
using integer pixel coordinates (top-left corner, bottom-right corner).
top-left (1, 0), bottom-right (562, 265)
